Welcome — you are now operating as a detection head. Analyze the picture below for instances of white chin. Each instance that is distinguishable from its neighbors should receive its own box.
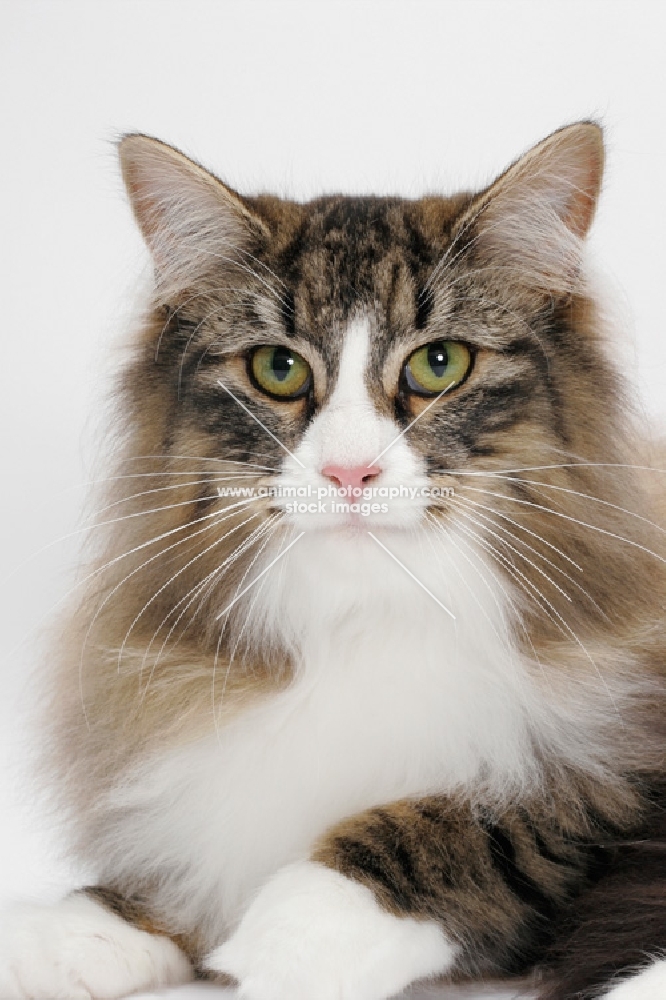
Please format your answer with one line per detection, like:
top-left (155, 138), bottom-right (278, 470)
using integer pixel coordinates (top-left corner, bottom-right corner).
top-left (281, 507), bottom-right (426, 533)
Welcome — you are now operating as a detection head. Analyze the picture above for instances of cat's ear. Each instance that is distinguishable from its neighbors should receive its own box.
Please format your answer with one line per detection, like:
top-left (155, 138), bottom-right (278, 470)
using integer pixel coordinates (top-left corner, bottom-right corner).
top-left (118, 134), bottom-right (269, 295)
top-left (457, 122), bottom-right (604, 295)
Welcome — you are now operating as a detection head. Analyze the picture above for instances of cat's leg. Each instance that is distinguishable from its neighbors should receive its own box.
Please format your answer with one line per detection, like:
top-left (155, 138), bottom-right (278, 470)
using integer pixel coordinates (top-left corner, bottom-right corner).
top-left (0, 889), bottom-right (193, 999)
top-left (203, 796), bottom-right (592, 1000)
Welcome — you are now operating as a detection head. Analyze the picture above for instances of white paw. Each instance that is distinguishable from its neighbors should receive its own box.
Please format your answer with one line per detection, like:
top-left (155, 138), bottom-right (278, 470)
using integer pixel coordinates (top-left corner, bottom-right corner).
top-left (603, 959), bottom-right (666, 999)
top-left (203, 860), bottom-right (456, 1000)
top-left (0, 893), bottom-right (193, 998)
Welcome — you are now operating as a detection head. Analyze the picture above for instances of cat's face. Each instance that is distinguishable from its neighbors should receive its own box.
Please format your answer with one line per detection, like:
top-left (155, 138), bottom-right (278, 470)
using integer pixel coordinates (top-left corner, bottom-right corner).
top-left (120, 126), bottom-right (606, 536)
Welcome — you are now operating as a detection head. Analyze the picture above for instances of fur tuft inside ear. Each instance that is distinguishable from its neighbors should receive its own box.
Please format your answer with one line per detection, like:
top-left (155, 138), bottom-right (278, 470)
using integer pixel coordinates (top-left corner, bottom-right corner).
top-left (457, 122), bottom-right (604, 295)
top-left (118, 134), bottom-right (268, 298)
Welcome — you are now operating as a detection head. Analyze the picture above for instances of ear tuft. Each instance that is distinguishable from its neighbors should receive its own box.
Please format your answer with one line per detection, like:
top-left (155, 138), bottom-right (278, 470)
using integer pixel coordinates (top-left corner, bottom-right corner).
top-left (458, 122), bottom-right (605, 295)
top-left (118, 134), bottom-right (268, 296)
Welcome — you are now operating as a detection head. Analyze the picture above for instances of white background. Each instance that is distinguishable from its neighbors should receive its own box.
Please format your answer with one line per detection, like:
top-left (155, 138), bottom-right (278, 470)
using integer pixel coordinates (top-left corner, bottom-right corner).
top-left (0, 2), bottom-right (665, 997)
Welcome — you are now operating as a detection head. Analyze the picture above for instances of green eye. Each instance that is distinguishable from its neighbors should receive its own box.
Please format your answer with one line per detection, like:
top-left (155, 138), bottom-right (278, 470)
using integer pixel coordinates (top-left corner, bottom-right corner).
top-left (250, 346), bottom-right (312, 399)
top-left (404, 341), bottom-right (472, 395)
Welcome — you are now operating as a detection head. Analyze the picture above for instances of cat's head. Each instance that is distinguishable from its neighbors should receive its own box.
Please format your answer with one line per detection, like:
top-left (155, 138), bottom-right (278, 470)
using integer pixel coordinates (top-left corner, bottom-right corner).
top-left (119, 122), bottom-right (609, 523)
top-left (108, 123), bottom-right (652, 657)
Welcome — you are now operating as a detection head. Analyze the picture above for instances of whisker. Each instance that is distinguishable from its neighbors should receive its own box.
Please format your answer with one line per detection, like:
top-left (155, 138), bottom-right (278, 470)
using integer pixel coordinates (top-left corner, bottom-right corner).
top-left (1, 471), bottom-right (275, 589)
top-left (442, 492), bottom-right (582, 570)
top-left (143, 516), bottom-right (277, 684)
top-left (215, 516), bottom-right (279, 644)
top-left (211, 236), bottom-right (289, 292)
top-left (422, 197), bottom-right (491, 297)
top-left (427, 511), bottom-right (545, 676)
top-left (456, 485), bottom-right (666, 567)
top-left (451, 494), bottom-right (609, 622)
top-left (425, 512), bottom-right (505, 646)
top-left (431, 462), bottom-right (666, 477)
top-left (77, 495), bottom-right (263, 725)
top-left (211, 519), bottom-right (287, 742)
top-left (450, 518), bottom-right (625, 724)
top-left (122, 453), bottom-right (280, 472)
top-left (140, 516), bottom-right (275, 702)
top-left (451, 517), bottom-right (566, 636)
top-left (450, 497), bottom-right (570, 596)
top-left (118, 511), bottom-right (261, 678)
top-left (93, 475), bottom-right (265, 518)
top-left (6, 497), bottom-right (259, 665)
top-left (215, 529), bottom-right (304, 620)
top-left (489, 474), bottom-right (666, 539)
top-left (191, 246), bottom-right (290, 309)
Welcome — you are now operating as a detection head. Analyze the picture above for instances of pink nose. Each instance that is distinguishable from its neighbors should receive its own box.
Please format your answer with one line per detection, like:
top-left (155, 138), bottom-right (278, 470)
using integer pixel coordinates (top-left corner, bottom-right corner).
top-left (322, 464), bottom-right (382, 491)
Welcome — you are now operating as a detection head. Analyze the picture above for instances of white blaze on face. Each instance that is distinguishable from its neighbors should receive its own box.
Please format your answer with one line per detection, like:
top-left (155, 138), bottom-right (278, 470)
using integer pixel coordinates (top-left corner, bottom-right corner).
top-left (277, 314), bottom-right (429, 530)
top-left (311, 314), bottom-right (384, 467)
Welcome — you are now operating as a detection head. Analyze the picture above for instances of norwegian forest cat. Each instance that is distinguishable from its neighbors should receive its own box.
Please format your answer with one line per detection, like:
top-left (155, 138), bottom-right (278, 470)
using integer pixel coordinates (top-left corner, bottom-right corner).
top-left (2, 122), bottom-right (666, 1000)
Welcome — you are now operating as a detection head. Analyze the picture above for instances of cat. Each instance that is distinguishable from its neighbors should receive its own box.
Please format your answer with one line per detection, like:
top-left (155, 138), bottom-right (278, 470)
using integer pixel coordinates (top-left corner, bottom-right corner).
top-left (1, 121), bottom-right (666, 1000)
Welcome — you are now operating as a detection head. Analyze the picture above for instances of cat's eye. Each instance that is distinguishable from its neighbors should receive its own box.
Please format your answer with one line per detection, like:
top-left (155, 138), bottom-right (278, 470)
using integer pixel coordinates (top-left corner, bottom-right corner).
top-left (403, 341), bottom-right (472, 396)
top-left (250, 346), bottom-right (312, 399)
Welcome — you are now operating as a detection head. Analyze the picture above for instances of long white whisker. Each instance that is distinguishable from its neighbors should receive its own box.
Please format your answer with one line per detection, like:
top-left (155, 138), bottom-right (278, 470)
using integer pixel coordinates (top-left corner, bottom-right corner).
top-left (140, 517), bottom-right (275, 702)
top-left (442, 492), bottom-right (582, 570)
top-left (425, 512), bottom-right (503, 645)
top-left (122, 453), bottom-right (280, 471)
top-left (367, 532), bottom-right (456, 619)
top-left (6, 498), bottom-right (258, 666)
top-left (450, 495), bottom-right (609, 622)
top-left (432, 462), bottom-right (666, 477)
top-left (216, 517), bottom-right (279, 643)
top-left (119, 512), bottom-right (261, 679)
top-left (147, 516), bottom-right (277, 675)
top-left (493, 475), bottom-right (666, 539)
top-left (217, 379), bottom-right (305, 468)
top-left (76, 496), bottom-right (262, 726)
top-left (451, 518), bottom-right (624, 724)
top-left (139, 517), bottom-right (269, 669)
top-left (211, 517), bottom-right (282, 744)
top-left (457, 485), bottom-right (666, 566)
top-left (371, 382), bottom-right (455, 466)
top-left (215, 530), bottom-right (304, 620)
top-left (93, 475), bottom-right (265, 518)
top-left (427, 511), bottom-right (545, 675)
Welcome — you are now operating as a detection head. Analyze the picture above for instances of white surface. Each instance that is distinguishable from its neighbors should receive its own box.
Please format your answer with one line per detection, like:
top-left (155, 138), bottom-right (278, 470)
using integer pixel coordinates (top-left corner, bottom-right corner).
top-left (0, 2), bottom-right (664, 999)
top-left (132, 986), bottom-right (530, 1000)
top-left (130, 986), bottom-right (530, 1000)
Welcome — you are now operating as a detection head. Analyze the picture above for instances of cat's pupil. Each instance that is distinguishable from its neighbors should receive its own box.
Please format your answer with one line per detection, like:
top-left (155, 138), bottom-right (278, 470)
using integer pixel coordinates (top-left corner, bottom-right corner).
top-left (272, 347), bottom-right (294, 381)
top-left (428, 343), bottom-right (448, 379)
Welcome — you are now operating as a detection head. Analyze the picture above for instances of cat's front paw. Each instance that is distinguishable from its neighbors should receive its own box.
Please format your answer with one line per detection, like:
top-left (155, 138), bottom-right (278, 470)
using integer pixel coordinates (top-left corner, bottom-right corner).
top-left (0, 894), bottom-right (193, 998)
top-left (203, 860), bottom-right (456, 1000)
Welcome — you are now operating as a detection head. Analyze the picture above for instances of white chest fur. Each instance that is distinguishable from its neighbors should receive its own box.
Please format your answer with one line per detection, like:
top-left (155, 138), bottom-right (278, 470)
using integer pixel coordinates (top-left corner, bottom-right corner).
top-left (100, 530), bottom-right (544, 946)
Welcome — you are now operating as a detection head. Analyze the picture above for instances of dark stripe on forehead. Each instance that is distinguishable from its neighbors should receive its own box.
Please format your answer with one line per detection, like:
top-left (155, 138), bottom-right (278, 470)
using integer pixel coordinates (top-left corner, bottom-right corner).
top-left (277, 217), bottom-right (310, 277)
top-left (415, 289), bottom-right (434, 331)
top-left (319, 198), bottom-right (396, 246)
top-left (281, 289), bottom-right (296, 336)
top-left (403, 214), bottom-right (443, 273)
